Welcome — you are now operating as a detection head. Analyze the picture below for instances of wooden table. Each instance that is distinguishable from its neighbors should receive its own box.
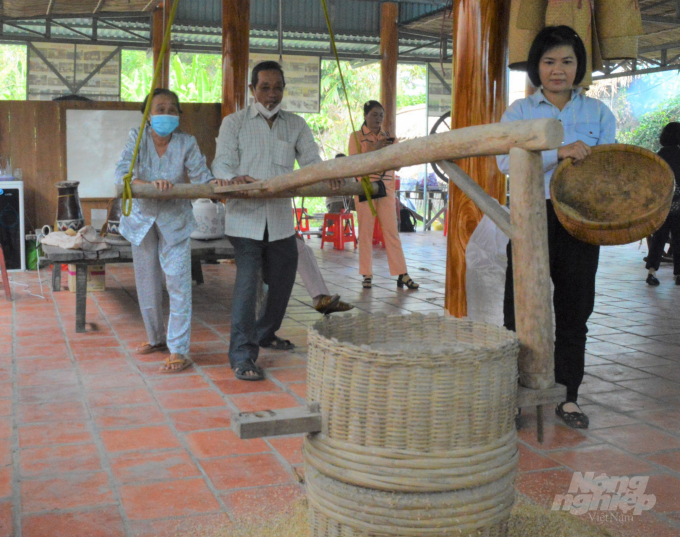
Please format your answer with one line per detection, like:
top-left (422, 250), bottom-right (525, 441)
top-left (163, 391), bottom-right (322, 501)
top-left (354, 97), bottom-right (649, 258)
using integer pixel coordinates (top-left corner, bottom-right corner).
top-left (42, 238), bottom-right (234, 333)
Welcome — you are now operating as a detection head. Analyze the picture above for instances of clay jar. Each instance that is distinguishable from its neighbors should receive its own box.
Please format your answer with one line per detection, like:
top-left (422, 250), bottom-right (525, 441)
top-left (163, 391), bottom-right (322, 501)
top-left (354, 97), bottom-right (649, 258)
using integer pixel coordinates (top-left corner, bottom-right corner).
top-left (55, 181), bottom-right (84, 232)
top-left (106, 197), bottom-right (123, 236)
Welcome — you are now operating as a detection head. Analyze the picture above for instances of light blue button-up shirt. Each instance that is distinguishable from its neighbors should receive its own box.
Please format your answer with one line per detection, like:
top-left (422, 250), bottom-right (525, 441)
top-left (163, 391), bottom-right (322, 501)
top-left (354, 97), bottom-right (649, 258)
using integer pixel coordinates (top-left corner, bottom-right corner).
top-left (496, 89), bottom-right (617, 198)
top-left (212, 104), bottom-right (322, 242)
top-left (115, 127), bottom-right (214, 247)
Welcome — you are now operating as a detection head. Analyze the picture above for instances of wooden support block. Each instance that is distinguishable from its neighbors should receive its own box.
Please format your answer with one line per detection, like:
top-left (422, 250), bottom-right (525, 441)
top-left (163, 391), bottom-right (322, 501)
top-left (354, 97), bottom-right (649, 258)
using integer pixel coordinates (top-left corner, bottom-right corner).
top-left (232, 402), bottom-right (322, 439)
top-left (516, 384), bottom-right (566, 408)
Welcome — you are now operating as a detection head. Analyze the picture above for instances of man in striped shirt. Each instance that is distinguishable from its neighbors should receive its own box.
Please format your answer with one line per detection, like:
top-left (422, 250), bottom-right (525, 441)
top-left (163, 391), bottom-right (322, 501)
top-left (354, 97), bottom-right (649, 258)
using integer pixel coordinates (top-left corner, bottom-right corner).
top-left (212, 61), bottom-right (325, 381)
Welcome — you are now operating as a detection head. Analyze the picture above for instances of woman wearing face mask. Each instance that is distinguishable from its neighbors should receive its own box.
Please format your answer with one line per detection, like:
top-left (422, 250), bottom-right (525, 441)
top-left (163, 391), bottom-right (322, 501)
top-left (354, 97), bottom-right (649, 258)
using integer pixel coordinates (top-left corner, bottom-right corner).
top-left (348, 100), bottom-right (419, 290)
top-left (115, 88), bottom-right (219, 373)
top-left (496, 26), bottom-right (616, 429)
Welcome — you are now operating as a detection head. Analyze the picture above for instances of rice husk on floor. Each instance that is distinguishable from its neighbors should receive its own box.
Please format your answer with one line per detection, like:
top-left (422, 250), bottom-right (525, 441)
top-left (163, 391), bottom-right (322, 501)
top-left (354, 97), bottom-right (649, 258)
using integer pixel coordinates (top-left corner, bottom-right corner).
top-left (189, 495), bottom-right (617, 537)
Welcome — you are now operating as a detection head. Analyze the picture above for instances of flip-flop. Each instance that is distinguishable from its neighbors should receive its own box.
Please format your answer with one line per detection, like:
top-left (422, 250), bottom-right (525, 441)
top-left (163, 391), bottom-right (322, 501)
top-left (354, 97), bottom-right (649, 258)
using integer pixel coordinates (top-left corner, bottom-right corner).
top-left (232, 359), bottom-right (265, 381)
top-left (556, 402), bottom-right (589, 429)
top-left (159, 354), bottom-right (193, 374)
top-left (136, 342), bottom-right (168, 355)
top-left (260, 336), bottom-right (295, 351)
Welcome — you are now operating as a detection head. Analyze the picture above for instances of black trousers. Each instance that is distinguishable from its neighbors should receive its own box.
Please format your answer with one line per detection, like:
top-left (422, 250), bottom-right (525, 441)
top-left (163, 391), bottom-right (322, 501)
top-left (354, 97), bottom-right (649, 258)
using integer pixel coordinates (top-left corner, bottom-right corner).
top-left (504, 201), bottom-right (600, 403)
top-left (227, 230), bottom-right (298, 365)
top-left (646, 210), bottom-right (680, 275)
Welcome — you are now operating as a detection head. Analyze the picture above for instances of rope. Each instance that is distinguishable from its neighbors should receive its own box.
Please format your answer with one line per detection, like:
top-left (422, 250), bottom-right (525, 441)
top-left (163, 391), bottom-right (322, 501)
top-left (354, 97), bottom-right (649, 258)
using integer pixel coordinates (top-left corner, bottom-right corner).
top-left (304, 430), bottom-right (518, 492)
top-left (319, 0), bottom-right (376, 216)
top-left (121, 0), bottom-right (181, 217)
top-left (307, 467), bottom-right (515, 536)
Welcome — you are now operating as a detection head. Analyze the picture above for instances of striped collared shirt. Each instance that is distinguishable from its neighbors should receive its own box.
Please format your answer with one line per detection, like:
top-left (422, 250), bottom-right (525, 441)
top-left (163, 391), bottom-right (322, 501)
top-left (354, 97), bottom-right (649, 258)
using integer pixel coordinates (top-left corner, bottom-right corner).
top-left (496, 88), bottom-right (617, 198)
top-left (212, 104), bottom-right (322, 241)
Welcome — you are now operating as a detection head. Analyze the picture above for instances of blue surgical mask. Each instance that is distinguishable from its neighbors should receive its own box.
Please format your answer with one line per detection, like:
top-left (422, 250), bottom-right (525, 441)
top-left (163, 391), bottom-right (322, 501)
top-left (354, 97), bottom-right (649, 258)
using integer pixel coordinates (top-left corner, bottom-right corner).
top-left (150, 114), bottom-right (179, 137)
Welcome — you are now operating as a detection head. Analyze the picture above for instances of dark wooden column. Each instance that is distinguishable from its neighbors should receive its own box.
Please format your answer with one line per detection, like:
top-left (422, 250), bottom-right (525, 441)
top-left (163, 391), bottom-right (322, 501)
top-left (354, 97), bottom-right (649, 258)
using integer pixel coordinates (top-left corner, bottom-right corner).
top-left (222, 0), bottom-right (251, 118)
top-left (152, 0), bottom-right (170, 89)
top-left (380, 2), bottom-right (399, 135)
top-left (445, 0), bottom-right (510, 317)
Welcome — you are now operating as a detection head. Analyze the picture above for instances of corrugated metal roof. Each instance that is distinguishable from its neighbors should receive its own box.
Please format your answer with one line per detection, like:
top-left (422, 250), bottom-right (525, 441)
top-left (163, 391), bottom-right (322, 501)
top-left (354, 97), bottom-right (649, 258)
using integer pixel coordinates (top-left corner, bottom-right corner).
top-left (0, 1), bottom-right (452, 62)
top-left (399, 2), bottom-right (446, 24)
top-left (176, 0), bottom-right (447, 34)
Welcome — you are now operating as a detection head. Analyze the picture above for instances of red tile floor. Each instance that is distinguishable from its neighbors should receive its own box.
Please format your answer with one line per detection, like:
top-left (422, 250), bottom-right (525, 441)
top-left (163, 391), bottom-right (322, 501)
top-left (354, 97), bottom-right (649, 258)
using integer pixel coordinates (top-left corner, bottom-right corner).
top-left (2, 232), bottom-right (680, 536)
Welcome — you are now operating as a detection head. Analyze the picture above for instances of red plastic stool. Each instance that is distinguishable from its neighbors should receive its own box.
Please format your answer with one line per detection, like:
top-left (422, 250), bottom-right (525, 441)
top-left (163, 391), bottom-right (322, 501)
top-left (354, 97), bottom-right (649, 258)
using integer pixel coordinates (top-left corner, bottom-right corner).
top-left (443, 210), bottom-right (448, 237)
top-left (294, 208), bottom-right (312, 239)
top-left (0, 245), bottom-right (11, 302)
top-left (372, 219), bottom-right (385, 247)
top-left (321, 212), bottom-right (357, 250)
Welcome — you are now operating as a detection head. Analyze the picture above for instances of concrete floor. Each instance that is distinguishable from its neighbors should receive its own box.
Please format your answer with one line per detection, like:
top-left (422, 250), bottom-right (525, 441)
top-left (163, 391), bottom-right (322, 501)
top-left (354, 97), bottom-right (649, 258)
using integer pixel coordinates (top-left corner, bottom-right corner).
top-left (2, 230), bottom-right (680, 536)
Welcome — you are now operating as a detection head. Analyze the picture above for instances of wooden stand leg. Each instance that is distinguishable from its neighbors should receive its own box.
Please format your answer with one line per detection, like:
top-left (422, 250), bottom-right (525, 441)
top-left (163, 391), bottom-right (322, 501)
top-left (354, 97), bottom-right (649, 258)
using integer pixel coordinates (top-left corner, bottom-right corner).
top-left (191, 258), bottom-right (204, 285)
top-left (536, 405), bottom-right (544, 444)
top-left (52, 264), bottom-right (62, 292)
top-left (75, 264), bottom-right (88, 333)
top-left (508, 148), bottom-right (554, 390)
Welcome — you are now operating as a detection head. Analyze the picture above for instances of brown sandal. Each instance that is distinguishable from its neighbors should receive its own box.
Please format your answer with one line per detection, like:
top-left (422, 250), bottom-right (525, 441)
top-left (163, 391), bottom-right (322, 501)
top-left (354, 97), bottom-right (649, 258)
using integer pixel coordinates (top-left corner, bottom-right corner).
top-left (136, 342), bottom-right (168, 355)
top-left (159, 354), bottom-right (193, 374)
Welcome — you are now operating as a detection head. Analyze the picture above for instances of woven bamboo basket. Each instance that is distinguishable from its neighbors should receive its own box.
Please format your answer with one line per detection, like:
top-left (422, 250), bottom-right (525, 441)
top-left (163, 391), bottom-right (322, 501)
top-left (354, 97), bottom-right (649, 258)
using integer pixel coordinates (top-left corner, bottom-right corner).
top-left (305, 313), bottom-right (520, 536)
top-left (550, 144), bottom-right (675, 246)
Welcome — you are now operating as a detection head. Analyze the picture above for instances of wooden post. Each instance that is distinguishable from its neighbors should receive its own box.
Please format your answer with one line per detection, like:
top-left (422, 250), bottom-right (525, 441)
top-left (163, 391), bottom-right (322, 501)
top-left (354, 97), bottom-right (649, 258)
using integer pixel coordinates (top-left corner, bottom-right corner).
top-left (380, 2), bottom-right (398, 136)
top-left (222, 0), bottom-right (251, 118)
top-left (446, 0), bottom-right (510, 317)
top-left (508, 148), bottom-right (554, 390)
top-left (152, 0), bottom-right (170, 89)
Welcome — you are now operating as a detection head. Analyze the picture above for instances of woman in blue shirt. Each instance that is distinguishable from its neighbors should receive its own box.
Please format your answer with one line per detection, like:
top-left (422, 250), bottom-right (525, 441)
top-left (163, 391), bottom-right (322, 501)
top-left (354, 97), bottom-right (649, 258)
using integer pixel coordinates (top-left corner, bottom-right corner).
top-left (497, 26), bottom-right (616, 429)
top-left (115, 89), bottom-right (220, 373)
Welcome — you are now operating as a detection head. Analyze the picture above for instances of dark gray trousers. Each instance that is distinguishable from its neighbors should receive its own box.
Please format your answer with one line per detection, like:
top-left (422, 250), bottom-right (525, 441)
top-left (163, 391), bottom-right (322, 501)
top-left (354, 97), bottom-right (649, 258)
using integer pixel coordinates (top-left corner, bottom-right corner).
top-left (227, 232), bottom-right (298, 366)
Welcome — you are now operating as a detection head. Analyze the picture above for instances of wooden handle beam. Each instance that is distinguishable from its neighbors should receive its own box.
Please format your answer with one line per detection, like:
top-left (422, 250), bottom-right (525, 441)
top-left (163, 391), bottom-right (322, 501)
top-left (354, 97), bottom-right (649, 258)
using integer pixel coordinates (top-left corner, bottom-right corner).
top-left (437, 160), bottom-right (512, 238)
top-left (116, 181), bottom-right (380, 200)
top-left (214, 118), bottom-right (564, 196)
top-left (508, 148), bottom-right (554, 390)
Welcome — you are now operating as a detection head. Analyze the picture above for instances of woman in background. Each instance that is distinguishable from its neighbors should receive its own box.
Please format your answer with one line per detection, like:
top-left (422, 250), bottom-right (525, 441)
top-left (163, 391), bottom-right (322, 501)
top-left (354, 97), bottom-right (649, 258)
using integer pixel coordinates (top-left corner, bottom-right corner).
top-left (348, 100), bottom-right (419, 290)
top-left (644, 122), bottom-right (680, 286)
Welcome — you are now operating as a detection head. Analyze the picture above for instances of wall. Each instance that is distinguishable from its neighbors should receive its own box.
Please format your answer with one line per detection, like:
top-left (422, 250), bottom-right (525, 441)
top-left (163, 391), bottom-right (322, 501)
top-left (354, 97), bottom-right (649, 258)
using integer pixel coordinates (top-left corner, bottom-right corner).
top-left (0, 100), bottom-right (222, 230)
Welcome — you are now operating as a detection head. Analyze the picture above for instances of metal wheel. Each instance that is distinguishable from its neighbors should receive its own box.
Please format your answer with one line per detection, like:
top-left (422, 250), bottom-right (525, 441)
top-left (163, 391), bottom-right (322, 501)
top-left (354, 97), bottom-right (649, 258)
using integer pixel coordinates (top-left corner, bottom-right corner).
top-left (429, 110), bottom-right (451, 182)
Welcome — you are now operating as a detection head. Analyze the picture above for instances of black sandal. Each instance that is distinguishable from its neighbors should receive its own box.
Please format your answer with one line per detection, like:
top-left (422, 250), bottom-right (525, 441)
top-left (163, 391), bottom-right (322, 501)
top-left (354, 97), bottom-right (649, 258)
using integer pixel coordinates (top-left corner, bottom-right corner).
top-left (260, 336), bottom-right (295, 351)
top-left (232, 358), bottom-right (265, 381)
top-left (556, 402), bottom-right (589, 429)
top-left (362, 276), bottom-right (372, 289)
top-left (397, 273), bottom-right (419, 290)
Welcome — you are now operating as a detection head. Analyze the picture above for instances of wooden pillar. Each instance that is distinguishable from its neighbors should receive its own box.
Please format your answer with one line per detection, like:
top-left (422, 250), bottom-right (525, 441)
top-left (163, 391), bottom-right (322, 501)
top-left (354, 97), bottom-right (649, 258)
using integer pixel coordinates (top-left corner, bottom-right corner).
top-left (222, 0), bottom-right (251, 118)
top-left (445, 0), bottom-right (510, 317)
top-left (380, 2), bottom-right (398, 135)
top-left (152, 0), bottom-right (170, 89)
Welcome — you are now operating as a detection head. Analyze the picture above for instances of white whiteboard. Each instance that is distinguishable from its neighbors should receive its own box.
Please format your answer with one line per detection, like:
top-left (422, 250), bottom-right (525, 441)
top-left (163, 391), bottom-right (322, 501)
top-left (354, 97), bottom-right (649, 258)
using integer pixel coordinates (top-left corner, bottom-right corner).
top-left (66, 109), bottom-right (141, 198)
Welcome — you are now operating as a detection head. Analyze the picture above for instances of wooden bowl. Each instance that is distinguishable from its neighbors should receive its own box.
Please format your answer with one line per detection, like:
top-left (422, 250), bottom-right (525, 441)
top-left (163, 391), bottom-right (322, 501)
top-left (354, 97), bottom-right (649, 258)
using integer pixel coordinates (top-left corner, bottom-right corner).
top-left (550, 144), bottom-right (675, 246)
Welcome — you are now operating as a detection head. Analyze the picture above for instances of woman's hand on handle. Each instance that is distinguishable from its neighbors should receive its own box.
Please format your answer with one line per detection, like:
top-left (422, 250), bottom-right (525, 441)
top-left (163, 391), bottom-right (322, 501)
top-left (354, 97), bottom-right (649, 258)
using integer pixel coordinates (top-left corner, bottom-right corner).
top-left (152, 180), bottom-right (173, 191)
top-left (558, 141), bottom-right (591, 162)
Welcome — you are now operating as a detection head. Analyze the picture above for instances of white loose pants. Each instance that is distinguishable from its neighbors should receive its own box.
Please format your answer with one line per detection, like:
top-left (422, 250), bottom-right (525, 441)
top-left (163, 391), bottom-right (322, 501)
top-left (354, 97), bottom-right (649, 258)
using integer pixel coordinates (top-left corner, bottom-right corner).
top-left (295, 235), bottom-right (329, 299)
top-left (131, 223), bottom-right (192, 355)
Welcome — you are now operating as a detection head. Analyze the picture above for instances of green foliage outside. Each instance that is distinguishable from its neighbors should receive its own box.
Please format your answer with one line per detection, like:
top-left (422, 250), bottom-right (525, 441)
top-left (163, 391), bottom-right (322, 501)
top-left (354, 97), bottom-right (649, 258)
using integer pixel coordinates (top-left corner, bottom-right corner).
top-left (0, 44), bottom-right (27, 100)
top-left (121, 50), bottom-right (222, 103)
top-left (617, 94), bottom-right (680, 153)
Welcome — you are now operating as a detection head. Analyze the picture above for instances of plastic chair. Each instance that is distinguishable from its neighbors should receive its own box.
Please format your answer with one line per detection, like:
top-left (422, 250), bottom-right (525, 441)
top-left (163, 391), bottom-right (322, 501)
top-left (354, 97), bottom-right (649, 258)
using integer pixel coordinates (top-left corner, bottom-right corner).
top-left (0, 245), bottom-right (11, 301)
top-left (294, 207), bottom-right (312, 238)
top-left (321, 212), bottom-right (357, 250)
top-left (372, 219), bottom-right (385, 247)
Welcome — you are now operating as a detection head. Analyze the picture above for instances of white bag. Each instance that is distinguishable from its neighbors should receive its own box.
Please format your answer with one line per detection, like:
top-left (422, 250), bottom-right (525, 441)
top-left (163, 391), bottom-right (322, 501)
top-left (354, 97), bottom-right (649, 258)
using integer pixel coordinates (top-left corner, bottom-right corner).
top-left (465, 213), bottom-right (509, 327)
